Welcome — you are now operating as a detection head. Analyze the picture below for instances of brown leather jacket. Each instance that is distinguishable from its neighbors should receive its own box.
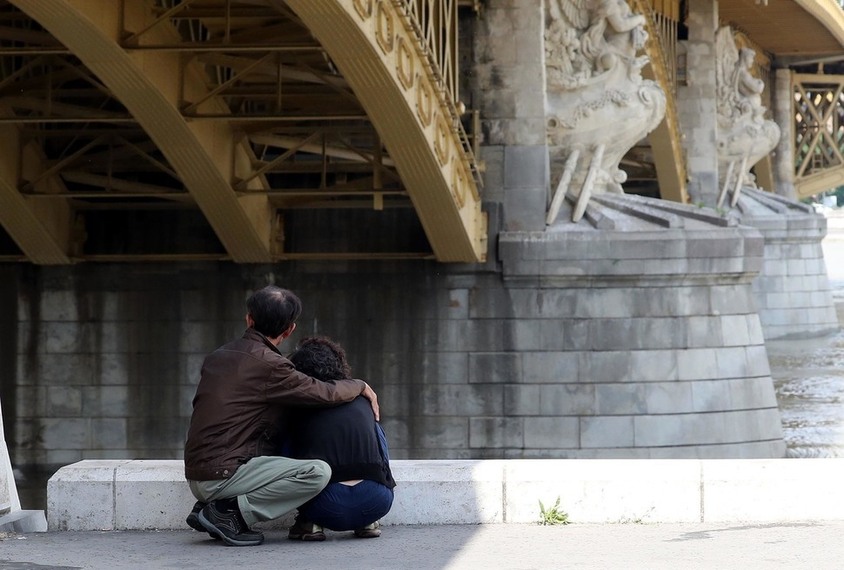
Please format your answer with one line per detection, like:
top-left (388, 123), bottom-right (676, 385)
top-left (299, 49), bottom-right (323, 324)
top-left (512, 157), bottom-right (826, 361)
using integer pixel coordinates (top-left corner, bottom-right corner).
top-left (184, 328), bottom-right (366, 481)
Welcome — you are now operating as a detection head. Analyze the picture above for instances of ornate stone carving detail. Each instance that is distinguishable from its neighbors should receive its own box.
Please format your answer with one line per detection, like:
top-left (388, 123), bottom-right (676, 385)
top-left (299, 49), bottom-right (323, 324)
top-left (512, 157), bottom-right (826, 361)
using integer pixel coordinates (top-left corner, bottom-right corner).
top-left (544, 0), bottom-right (666, 224)
top-left (715, 26), bottom-right (781, 208)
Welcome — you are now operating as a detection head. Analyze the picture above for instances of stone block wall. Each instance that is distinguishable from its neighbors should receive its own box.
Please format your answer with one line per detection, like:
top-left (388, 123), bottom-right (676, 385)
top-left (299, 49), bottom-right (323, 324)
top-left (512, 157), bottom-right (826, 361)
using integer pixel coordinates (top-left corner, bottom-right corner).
top-left (6, 266), bottom-right (249, 468)
top-left (1, 213), bottom-right (787, 476)
top-left (494, 219), bottom-right (785, 459)
top-left (473, 0), bottom-right (548, 231)
top-left (748, 213), bottom-right (839, 339)
top-left (3, 262), bottom-right (513, 469)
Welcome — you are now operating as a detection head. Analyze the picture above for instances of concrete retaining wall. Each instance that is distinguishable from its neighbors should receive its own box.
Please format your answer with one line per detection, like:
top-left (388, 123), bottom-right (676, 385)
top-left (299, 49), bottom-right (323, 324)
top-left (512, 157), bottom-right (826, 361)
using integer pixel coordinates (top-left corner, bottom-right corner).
top-left (47, 459), bottom-right (844, 530)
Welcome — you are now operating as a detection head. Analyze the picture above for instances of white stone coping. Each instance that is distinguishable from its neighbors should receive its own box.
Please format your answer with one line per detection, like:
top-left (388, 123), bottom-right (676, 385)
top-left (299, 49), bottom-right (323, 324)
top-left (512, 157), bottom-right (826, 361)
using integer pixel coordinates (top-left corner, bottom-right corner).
top-left (47, 458), bottom-right (844, 531)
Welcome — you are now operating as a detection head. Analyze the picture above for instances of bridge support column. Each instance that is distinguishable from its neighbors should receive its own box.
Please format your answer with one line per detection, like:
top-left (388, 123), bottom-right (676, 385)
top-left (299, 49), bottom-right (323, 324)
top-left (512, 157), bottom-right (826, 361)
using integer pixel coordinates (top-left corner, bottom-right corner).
top-left (678, 0), bottom-right (719, 206)
top-left (474, 0), bottom-right (548, 232)
top-left (772, 68), bottom-right (798, 201)
top-left (497, 194), bottom-right (786, 459)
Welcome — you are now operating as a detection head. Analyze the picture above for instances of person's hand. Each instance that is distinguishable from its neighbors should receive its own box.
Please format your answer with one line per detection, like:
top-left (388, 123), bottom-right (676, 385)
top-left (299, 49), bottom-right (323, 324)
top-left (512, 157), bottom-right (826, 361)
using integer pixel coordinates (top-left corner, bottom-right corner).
top-left (361, 382), bottom-right (380, 421)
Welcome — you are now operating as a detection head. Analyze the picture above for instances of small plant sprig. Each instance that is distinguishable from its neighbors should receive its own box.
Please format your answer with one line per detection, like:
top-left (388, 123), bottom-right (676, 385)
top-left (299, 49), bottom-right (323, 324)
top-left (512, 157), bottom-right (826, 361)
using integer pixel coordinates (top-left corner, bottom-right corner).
top-left (538, 496), bottom-right (570, 526)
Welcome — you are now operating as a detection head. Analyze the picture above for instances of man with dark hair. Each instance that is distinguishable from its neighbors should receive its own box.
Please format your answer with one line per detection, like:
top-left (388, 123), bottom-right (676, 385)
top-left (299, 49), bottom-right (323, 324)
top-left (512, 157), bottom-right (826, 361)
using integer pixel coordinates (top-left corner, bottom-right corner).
top-left (283, 336), bottom-right (395, 542)
top-left (183, 286), bottom-right (379, 547)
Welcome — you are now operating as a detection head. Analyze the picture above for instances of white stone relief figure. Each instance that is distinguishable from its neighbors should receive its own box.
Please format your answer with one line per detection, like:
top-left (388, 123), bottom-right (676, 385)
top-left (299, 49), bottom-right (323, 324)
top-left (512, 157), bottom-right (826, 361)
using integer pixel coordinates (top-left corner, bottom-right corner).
top-left (545, 0), bottom-right (666, 223)
top-left (735, 48), bottom-right (765, 123)
top-left (715, 27), bottom-right (781, 207)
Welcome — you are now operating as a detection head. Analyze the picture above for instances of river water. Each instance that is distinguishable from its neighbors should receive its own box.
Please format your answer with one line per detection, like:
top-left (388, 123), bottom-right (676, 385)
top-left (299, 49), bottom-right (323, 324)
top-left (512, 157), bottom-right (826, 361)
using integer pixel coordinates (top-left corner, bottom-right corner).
top-left (768, 315), bottom-right (844, 458)
top-left (768, 228), bottom-right (844, 458)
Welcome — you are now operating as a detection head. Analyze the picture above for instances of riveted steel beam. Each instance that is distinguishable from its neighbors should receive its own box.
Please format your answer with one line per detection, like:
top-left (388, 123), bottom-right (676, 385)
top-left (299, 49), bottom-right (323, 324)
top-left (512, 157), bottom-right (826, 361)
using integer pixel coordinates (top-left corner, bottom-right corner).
top-left (281, 0), bottom-right (486, 262)
top-left (0, 108), bottom-right (73, 264)
top-left (10, 0), bottom-right (275, 263)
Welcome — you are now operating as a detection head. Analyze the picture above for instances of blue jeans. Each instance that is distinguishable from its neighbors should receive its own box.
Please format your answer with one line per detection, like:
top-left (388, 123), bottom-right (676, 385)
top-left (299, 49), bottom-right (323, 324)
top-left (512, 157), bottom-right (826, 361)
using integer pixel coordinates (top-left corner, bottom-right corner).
top-left (299, 479), bottom-right (394, 531)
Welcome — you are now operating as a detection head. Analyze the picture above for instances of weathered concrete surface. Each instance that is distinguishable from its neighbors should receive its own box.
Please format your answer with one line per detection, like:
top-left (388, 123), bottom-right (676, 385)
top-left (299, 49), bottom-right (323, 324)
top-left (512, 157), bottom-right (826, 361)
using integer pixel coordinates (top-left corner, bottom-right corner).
top-left (3, 523), bottom-right (844, 570)
top-left (47, 458), bottom-right (844, 531)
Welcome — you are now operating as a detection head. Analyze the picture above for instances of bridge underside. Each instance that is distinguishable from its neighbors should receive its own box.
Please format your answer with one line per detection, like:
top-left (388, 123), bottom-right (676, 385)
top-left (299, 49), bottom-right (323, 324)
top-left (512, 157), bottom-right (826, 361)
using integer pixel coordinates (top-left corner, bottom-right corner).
top-left (0, 0), bottom-right (485, 264)
top-left (2, 1), bottom-right (844, 263)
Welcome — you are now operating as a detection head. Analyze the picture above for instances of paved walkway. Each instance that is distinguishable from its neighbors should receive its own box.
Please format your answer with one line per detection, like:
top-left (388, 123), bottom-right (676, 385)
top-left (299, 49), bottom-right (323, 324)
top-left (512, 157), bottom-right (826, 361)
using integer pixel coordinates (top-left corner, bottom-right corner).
top-left (2, 523), bottom-right (844, 570)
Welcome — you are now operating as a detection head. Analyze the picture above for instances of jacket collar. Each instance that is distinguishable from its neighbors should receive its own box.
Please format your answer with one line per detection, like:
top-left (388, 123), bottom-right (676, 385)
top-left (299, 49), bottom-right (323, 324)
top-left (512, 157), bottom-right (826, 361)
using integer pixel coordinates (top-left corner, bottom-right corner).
top-left (242, 327), bottom-right (282, 355)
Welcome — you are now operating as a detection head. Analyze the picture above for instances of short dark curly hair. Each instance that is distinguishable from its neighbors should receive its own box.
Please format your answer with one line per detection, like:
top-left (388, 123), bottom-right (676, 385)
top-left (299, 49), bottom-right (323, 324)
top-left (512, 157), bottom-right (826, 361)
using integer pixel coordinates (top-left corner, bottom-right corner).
top-left (289, 336), bottom-right (351, 381)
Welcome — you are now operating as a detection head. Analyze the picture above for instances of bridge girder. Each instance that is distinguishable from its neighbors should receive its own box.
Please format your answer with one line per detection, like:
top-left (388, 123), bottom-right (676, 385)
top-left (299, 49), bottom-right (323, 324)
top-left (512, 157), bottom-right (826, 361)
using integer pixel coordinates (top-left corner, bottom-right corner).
top-left (0, 0), bottom-right (485, 263)
top-left (10, 0), bottom-right (276, 263)
top-left (0, 108), bottom-right (73, 264)
top-left (278, 0), bottom-right (485, 262)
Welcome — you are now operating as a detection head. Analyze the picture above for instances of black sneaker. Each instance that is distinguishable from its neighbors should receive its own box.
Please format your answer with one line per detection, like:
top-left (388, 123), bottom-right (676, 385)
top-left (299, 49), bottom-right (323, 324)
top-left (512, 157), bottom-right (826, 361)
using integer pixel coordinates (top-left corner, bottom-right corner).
top-left (186, 501), bottom-right (206, 532)
top-left (187, 500), bottom-right (221, 540)
top-left (197, 500), bottom-right (264, 547)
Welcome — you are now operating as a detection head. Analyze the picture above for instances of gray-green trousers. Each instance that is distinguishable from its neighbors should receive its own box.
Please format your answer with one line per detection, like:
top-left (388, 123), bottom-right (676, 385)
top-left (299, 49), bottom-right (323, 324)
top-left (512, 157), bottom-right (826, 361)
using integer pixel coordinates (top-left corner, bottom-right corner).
top-left (189, 456), bottom-right (331, 528)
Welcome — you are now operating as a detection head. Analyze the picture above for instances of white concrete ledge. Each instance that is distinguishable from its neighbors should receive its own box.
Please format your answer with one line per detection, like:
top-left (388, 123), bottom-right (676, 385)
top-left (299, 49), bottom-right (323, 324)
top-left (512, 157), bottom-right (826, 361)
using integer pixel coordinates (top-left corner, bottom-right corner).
top-left (47, 459), bottom-right (844, 530)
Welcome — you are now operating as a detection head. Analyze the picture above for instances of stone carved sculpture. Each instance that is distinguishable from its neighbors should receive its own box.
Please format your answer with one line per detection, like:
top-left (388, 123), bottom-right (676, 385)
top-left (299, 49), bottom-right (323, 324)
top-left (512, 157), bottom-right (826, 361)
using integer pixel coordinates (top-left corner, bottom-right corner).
top-left (545, 0), bottom-right (666, 223)
top-left (715, 27), bottom-right (781, 208)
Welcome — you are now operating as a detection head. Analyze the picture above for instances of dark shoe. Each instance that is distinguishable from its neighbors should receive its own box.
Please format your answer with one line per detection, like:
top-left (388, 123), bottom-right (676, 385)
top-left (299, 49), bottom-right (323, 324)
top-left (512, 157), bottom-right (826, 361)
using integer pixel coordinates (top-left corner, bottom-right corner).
top-left (186, 501), bottom-right (206, 532)
top-left (288, 518), bottom-right (326, 542)
top-left (353, 521), bottom-right (381, 538)
top-left (197, 500), bottom-right (264, 547)
top-left (187, 501), bottom-right (221, 540)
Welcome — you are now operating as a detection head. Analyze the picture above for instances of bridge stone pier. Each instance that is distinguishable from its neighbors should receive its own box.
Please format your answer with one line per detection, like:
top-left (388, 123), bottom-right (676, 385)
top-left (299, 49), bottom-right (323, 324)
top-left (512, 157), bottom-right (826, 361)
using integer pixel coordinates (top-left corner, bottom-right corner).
top-left (738, 190), bottom-right (839, 339)
top-left (677, 1), bottom-right (840, 341)
top-left (469, 0), bottom-right (784, 457)
top-left (496, 196), bottom-right (784, 457)
top-left (9, 0), bottom-right (844, 500)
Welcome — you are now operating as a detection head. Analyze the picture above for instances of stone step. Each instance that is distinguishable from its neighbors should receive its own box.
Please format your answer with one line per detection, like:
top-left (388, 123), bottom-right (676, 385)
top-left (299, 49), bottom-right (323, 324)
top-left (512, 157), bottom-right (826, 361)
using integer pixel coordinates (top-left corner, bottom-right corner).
top-left (47, 458), bottom-right (844, 531)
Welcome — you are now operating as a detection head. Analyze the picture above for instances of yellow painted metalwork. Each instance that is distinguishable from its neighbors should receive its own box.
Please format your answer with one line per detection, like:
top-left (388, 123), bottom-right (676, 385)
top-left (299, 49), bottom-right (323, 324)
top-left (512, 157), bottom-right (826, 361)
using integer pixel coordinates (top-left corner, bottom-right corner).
top-left (4, 0), bottom-right (844, 265)
top-left (634, 0), bottom-right (688, 204)
top-left (793, 72), bottom-right (844, 199)
top-left (754, 156), bottom-right (775, 194)
top-left (281, 0), bottom-right (485, 262)
top-left (794, 0), bottom-right (844, 48)
top-left (0, 116), bottom-right (72, 264)
top-left (9, 0), bottom-right (275, 263)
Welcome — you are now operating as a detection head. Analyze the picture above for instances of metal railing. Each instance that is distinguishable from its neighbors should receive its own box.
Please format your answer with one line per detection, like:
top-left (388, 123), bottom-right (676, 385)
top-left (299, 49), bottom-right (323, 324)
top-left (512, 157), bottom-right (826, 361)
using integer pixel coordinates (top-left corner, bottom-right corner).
top-left (392, 0), bottom-right (482, 187)
top-left (398, 0), bottom-right (458, 104)
top-left (644, 0), bottom-right (680, 94)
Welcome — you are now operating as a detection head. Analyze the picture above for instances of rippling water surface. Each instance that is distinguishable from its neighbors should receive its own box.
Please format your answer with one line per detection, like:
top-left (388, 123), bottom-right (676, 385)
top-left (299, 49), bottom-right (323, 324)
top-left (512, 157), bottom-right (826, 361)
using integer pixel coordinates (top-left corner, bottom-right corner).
top-left (767, 246), bottom-right (844, 458)
top-left (769, 329), bottom-right (844, 457)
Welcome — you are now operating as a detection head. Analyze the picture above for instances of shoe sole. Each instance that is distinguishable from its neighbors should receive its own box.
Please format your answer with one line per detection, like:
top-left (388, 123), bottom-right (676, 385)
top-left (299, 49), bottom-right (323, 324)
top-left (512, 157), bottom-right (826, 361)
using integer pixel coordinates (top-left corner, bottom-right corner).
top-left (288, 532), bottom-right (326, 542)
top-left (197, 510), bottom-right (264, 547)
top-left (187, 513), bottom-right (221, 540)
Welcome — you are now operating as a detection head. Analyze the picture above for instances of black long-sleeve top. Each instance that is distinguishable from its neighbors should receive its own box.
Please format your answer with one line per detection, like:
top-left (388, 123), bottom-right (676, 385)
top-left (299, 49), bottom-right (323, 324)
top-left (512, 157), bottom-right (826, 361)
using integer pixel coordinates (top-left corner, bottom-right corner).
top-left (286, 396), bottom-right (396, 489)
